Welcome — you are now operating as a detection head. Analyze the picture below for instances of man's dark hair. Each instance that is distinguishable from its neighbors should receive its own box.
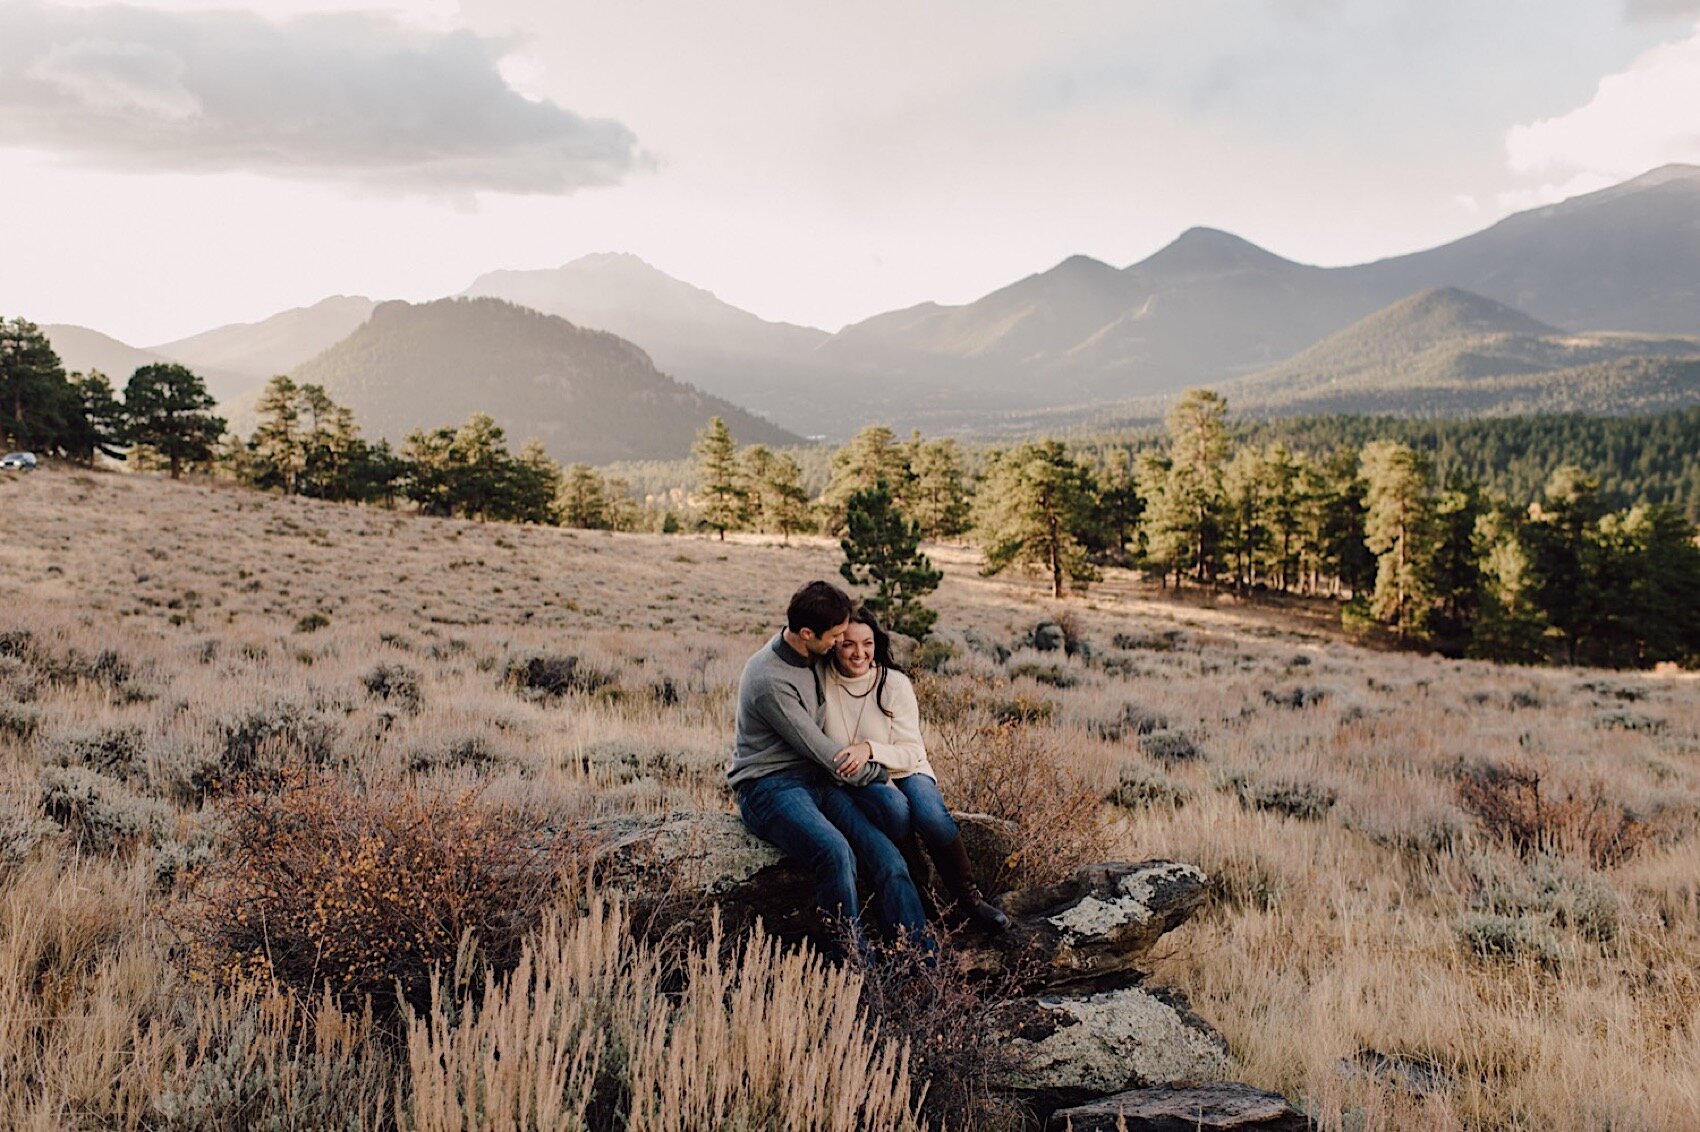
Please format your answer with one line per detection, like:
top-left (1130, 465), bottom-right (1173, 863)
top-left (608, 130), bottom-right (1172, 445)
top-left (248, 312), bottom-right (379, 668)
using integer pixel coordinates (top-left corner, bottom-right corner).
top-left (787, 580), bottom-right (856, 635)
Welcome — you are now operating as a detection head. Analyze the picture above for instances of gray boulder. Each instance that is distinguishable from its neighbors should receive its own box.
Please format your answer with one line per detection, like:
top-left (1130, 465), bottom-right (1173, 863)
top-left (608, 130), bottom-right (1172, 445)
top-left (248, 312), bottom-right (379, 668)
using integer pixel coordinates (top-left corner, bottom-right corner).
top-left (993, 985), bottom-right (1230, 1113)
top-left (1048, 1083), bottom-right (1310, 1131)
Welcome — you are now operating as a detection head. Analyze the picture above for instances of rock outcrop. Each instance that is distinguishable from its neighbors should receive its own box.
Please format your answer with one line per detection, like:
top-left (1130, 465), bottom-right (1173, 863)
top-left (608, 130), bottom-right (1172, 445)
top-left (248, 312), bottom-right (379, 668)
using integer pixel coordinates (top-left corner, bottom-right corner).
top-left (1049, 1083), bottom-right (1311, 1131)
top-left (588, 808), bottom-right (1274, 1124)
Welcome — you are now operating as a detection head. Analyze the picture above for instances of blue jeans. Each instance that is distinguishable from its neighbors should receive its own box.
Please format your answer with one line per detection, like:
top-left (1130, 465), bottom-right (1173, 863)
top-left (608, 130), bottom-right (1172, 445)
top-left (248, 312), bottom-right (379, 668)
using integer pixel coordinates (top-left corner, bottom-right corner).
top-left (894, 773), bottom-right (960, 849)
top-left (736, 770), bottom-right (930, 955)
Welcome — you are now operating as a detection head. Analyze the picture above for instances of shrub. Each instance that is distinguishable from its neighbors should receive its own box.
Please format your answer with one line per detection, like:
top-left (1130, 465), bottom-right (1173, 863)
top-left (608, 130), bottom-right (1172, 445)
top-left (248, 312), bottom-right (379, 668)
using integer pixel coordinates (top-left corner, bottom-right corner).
top-left (1223, 772), bottom-right (1338, 821)
top-left (501, 652), bottom-right (618, 702)
top-left (1595, 710), bottom-right (1665, 734)
top-left (931, 722), bottom-right (1111, 889)
top-left (1107, 762), bottom-right (1190, 810)
top-left (1467, 852), bottom-right (1622, 942)
top-left (46, 725), bottom-right (147, 778)
top-left (183, 698), bottom-right (338, 800)
top-left (1006, 661), bottom-right (1077, 688)
top-left (152, 987), bottom-right (391, 1132)
top-left (39, 765), bottom-right (169, 854)
top-left (177, 774), bottom-right (586, 1010)
top-left (0, 698), bottom-right (40, 740)
top-left (406, 734), bottom-right (506, 776)
top-left (853, 939), bottom-right (1027, 1132)
top-left (1456, 761), bottom-right (1649, 868)
top-left (1, 799), bottom-right (59, 871)
top-left (361, 662), bottom-right (422, 715)
top-left (1140, 727), bottom-right (1203, 764)
top-left (294, 612), bottom-right (331, 633)
top-left (1458, 912), bottom-right (1562, 967)
top-left (1262, 685), bottom-right (1332, 710)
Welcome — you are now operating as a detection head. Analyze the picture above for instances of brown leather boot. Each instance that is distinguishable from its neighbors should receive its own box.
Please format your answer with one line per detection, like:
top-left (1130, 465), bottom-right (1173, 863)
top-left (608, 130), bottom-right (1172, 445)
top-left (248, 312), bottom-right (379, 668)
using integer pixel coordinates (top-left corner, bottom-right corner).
top-left (931, 834), bottom-right (1011, 932)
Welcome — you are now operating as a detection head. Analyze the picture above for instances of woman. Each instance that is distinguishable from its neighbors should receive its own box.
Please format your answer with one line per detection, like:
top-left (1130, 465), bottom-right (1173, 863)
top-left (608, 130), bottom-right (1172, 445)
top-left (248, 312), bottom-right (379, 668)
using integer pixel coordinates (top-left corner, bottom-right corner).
top-left (825, 609), bottom-right (1010, 932)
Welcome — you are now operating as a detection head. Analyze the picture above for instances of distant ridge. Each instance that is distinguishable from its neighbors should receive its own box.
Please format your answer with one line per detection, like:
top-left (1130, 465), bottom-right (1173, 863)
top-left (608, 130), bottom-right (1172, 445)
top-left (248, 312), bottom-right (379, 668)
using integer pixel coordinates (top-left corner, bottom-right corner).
top-left (41, 325), bottom-right (169, 385)
top-left (273, 297), bottom-right (798, 464)
top-left (151, 296), bottom-right (378, 404)
top-left (461, 254), bottom-right (831, 430)
top-left (1214, 286), bottom-right (1700, 417)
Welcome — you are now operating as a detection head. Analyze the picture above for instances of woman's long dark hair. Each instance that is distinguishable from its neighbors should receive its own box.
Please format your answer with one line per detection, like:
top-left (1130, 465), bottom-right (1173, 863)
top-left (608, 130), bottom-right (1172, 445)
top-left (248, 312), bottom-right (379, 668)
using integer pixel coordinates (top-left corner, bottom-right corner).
top-left (852, 607), bottom-right (907, 718)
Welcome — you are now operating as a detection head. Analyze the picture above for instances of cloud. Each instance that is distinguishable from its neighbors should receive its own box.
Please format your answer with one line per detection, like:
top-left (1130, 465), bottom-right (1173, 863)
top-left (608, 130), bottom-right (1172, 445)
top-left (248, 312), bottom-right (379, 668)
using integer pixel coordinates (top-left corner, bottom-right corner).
top-left (1625, 0), bottom-right (1700, 22)
top-left (1506, 22), bottom-right (1700, 180)
top-left (0, 0), bottom-right (638, 193)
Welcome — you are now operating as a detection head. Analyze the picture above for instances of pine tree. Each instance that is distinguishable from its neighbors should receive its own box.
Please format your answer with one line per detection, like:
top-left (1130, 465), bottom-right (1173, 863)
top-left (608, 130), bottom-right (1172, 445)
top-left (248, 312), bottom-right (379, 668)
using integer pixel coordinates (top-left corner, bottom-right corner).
top-left (977, 441), bottom-right (1100, 599)
top-left (1469, 509), bottom-right (1549, 664)
top-left (907, 436), bottom-right (973, 541)
top-left (1523, 466), bottom-right (1608, 664)
top-left (1162, 389), bottom-right (1230, 581)
top-left (560, 463), bottom-right (611, 529)
top-left (1360, 439), bottom-right (1434, 637)
top-left (840, 480), bottom-right (942, 638)
top-left (0, 318), bottom-right (82, 453)
top-left (693, 417), bottom-right (748, 540)
top-left (742, 447), bottom-right (813, 543)
top-left (820, 425), bottom-right (911, 534)
top-left (123, 363), bottom-right (225, 479)
top-left (63, 371), bottom-right (126, 462)
top-left (249, 376), bottom-right (304, 493)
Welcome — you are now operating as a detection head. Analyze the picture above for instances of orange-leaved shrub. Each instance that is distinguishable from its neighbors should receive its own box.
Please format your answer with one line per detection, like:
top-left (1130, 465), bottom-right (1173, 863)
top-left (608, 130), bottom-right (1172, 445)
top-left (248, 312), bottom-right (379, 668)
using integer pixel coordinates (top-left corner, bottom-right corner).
top-left (1456, 760), bottom-right (1649, 868)
top-left (177, 771), bottom-right (587, 1010)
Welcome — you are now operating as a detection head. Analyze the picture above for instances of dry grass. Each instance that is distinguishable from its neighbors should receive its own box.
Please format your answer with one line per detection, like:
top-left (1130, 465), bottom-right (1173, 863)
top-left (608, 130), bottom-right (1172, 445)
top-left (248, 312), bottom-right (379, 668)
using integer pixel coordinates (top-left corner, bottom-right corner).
top-left (3, 464), bottom-right (1700, 1128)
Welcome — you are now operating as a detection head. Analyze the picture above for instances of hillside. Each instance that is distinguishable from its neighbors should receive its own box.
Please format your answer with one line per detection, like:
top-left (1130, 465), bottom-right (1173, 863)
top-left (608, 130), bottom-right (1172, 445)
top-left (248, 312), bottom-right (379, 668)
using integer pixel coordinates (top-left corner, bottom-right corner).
top-left (40, 325), bottom-right (170, 386)
top-left (275, 296), bottom-right (798, 463)
top-left (3, 465), bottom-right (1698, 1128)
top-left (151, 295), bottom-right (377, 404)
top-left (461, 254), bottom-right (832, 431)
top-left (1215, 287), bottom-right (1700, 415)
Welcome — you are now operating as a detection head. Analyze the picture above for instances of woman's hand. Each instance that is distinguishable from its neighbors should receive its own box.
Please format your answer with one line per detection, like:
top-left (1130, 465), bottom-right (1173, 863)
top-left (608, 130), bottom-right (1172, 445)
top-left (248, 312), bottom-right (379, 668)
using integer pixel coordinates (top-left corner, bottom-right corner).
top-left (834, 740), bottom-right (874, 778)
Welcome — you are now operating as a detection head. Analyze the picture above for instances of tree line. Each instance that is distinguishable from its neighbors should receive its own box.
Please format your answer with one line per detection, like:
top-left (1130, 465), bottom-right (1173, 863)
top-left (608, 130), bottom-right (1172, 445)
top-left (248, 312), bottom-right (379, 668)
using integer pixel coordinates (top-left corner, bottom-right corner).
top-left (0, 319), bottom-right (647, 527)
top-left (694, 394), bottom-right (1700, 668)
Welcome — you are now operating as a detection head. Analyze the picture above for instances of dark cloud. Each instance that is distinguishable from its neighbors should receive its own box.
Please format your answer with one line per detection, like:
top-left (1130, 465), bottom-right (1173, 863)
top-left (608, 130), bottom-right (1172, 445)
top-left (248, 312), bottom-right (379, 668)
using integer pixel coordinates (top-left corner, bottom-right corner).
top-left (1625, 0), bottom-right (1700, 20)
top-left (0, 0), bottom-right (638, 193)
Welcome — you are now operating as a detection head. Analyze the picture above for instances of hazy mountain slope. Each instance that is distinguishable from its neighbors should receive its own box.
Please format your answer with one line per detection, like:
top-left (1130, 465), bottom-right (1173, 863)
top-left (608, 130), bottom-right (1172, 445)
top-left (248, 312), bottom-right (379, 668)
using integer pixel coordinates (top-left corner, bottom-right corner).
top-left (461, 254), bottom-right (832, 428)
top-left (1204, 287), bottom-right (1700, 416)
top-left (811, 166), bottom-right (1700, 422)
top-left (275, 297), bottom-right (797, 464)
top-left (150, 296), bottom-right (377, 404)
top-left (1352, 165), bottom-right (1700, 335)
top-left (40, 325), bottom-right (170, 384)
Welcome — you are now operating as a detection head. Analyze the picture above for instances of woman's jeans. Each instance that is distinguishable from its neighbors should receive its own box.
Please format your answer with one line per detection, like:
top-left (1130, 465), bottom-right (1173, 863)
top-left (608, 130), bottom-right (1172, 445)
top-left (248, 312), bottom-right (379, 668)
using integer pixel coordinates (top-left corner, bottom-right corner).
top-left (850, 773), bottom-right (960, 850)
top-left (735, 769), bottom-right (930, 955)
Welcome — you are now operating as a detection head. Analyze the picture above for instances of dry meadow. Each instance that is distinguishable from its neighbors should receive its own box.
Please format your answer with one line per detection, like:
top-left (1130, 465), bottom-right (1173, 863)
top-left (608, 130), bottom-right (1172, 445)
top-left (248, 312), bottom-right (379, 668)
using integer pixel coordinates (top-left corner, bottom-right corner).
top-left (2, 463), bottom-right (1698, 1130)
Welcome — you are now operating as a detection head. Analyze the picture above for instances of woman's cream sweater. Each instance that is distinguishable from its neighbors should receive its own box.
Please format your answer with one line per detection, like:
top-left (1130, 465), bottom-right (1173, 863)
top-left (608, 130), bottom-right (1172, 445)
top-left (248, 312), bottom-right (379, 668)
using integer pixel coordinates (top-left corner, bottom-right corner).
top-left (820, 664), bottom-right (935, 781)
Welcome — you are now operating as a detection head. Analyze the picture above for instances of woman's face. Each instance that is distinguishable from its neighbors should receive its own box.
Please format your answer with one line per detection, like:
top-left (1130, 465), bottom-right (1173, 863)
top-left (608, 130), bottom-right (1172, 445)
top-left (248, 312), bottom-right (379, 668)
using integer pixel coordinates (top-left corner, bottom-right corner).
top-left (834, 623), bottom-right (876, 678)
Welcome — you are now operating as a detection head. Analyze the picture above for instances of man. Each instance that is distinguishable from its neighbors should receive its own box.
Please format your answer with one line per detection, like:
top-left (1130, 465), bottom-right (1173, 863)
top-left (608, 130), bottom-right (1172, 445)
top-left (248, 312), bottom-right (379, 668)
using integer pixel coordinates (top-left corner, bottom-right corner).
top-left (728, 579), bottom-right (929, 956)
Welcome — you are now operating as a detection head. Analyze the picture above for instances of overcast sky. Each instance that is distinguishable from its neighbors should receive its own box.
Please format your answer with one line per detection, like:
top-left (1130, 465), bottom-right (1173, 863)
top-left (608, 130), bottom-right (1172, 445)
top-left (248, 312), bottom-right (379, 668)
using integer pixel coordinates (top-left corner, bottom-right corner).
top-left (3, 0), bottom-right (1699, 344)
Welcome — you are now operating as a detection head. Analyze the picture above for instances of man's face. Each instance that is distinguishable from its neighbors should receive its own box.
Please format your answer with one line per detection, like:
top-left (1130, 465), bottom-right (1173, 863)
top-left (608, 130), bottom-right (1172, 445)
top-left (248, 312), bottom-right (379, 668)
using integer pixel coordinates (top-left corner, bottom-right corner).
top-left (798, 619), bottom-right (850, 656)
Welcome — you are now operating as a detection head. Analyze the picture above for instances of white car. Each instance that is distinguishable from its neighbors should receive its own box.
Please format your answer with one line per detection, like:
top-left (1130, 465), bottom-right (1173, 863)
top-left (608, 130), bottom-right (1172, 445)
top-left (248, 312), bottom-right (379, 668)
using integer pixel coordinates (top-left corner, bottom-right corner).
top-left (0, 452), bottom-right (37, 471)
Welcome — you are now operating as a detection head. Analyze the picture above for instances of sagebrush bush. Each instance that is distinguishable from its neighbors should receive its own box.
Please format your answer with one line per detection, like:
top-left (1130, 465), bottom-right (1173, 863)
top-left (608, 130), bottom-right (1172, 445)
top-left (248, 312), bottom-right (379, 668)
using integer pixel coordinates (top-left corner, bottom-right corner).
top-left (501, 651), bottom-right (618, 702)
top-left (45, 725), bottom-right (147, 779)
top-left (39, 765), bottom-right (169, 853)
top-left (1458, 912), bottom-right (1563, 967)
top-left (184, 698), bottom-right (339, 800)
top-left (178, 774), bottom-right (586, 1010)
top-left (1107, 762), bottom-right (1190, 810)
top-left (153, 987), bottom-right (390, 1132)
top-left (1223, 772), bottom-right (1338, 822)
top-left (361, 662), bottom-right (422, 714)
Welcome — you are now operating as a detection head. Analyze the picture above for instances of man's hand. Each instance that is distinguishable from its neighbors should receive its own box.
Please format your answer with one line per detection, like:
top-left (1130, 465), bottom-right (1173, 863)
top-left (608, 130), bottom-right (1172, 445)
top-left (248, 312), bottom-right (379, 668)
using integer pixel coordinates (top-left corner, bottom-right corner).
top-left (834, 740), bottom-right (874, 778)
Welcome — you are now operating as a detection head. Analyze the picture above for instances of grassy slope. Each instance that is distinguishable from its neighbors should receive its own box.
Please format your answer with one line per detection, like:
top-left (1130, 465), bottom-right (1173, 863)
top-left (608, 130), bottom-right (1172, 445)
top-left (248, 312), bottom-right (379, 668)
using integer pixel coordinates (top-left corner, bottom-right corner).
top-left (3, 464), bottom-right (1700, 1129)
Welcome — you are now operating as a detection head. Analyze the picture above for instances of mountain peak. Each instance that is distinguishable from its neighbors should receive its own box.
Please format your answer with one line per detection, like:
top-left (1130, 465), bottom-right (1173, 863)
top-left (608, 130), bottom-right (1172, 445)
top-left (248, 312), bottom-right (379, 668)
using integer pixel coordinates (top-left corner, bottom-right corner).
top-left (1131, 227), bottom-right (1294, 276)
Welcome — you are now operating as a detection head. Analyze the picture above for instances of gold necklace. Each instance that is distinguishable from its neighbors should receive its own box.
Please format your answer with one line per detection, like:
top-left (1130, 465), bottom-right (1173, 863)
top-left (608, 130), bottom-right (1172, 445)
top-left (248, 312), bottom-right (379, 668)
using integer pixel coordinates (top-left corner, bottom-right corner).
top-left (834, 668), bottom-right (877, 741)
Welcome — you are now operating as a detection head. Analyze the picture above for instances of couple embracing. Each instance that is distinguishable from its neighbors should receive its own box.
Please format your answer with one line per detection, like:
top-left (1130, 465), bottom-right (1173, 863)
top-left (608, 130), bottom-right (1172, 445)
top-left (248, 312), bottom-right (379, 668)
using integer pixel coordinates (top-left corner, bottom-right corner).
top-left (727, 579), bottom-right (1007, 958)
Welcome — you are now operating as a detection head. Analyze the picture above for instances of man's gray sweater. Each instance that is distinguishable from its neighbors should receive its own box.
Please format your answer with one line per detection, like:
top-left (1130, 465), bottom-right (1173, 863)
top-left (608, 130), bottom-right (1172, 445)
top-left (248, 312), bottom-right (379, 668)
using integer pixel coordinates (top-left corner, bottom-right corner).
top-left (727, 631), bottom-right (887, 790)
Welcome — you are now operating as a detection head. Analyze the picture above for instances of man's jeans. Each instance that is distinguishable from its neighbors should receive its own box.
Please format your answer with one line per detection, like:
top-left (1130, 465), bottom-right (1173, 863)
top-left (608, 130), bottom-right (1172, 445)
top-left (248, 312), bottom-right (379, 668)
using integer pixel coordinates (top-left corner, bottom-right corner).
top-left (736, 769), bottom-right (930, 955)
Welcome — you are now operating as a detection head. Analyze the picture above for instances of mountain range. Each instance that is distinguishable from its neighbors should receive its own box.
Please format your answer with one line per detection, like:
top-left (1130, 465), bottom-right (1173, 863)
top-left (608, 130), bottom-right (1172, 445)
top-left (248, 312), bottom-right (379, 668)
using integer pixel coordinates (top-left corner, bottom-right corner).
top-left (228, 298), bottom-right (799, 464)
top-left (37, 163), bottom-right (1700, 454)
